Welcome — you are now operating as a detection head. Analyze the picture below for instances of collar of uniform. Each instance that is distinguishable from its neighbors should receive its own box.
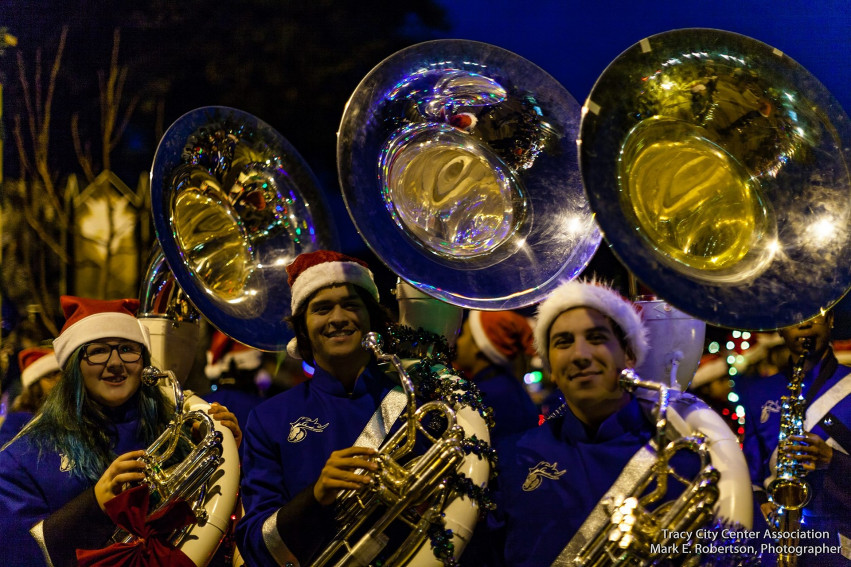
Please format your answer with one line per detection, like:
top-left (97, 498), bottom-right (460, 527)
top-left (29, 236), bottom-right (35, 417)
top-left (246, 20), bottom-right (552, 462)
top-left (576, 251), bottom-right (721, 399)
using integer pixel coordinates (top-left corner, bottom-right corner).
top-left (102, 391), bottom-right (143, 424)
top-left (557, 395), bottom-right (646, 444)
top-left (308, 361), bottom-right (391, 397)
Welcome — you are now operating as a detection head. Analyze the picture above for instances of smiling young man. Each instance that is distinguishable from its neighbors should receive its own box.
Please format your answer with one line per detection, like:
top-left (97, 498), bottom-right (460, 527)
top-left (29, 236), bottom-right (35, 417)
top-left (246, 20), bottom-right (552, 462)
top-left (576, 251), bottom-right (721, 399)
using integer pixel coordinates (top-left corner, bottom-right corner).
top-left (237, 250), bottom-right (400, 567)
top-left (477, 279), bottom-right (712, 567)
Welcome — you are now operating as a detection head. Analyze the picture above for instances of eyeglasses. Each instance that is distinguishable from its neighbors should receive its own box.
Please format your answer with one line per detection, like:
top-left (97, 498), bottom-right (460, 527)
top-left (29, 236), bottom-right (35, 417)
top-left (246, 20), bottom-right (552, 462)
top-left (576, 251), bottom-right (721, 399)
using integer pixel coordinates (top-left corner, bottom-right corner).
top-left (82, 342), bottom-right (144, 365)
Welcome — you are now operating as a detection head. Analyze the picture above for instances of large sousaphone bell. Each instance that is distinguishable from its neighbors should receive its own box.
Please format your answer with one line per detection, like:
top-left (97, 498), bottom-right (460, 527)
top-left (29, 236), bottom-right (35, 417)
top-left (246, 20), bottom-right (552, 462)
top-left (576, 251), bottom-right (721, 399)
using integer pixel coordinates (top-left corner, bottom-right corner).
top-left (338, 39), bottom-right (599, 309)
top-left (148, 106), bottom-right (337, 351)
top-left (580, 28), bottom-right (851, 330)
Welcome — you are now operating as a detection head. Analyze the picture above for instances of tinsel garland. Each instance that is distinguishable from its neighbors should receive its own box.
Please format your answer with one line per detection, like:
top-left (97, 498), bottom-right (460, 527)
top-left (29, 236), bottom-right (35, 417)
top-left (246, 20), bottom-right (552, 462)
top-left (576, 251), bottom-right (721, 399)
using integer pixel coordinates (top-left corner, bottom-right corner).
top-left (379, 324), bottom-right (496, 565)
top-left (427, 517), bottom-right (458, 567)
top-left (379, 323), bottom-right (454, 367)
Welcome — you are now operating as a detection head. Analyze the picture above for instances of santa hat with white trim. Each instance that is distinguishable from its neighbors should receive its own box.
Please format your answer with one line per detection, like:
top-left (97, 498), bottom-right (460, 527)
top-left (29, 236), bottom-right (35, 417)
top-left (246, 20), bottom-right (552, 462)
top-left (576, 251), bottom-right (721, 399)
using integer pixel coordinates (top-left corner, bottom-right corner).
top-left (18, 347), bottom-right (61, 389)
top-left (53, 296), bottom-right (151, 369)
top-left (205, 330), bottom-right (263, 379)
top-left (534, 279), bottom-right (649, 371)
top-left (469, 310), bottom-right (535, 366)
top-left (285, 250), bottom-right (380, 359)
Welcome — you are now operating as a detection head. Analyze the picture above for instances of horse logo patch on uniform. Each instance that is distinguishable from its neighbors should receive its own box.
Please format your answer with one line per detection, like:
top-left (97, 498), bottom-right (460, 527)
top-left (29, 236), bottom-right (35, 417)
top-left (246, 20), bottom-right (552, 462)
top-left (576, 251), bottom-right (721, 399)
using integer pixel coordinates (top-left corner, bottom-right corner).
top-left (288, 417), bottom-right (330, 443)
top-left (522, 461), bottom-right (566, 491)
top-left (761, 400), bottom-right (781, 423)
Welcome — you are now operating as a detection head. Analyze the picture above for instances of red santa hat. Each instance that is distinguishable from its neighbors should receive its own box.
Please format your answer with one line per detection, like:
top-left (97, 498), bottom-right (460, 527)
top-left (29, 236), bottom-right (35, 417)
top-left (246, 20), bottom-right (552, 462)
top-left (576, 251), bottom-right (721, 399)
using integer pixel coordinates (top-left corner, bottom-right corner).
top-left (18, 347), bottom-right (61, 389)
top-left (205, 330), bottom-right (263, 379)
top-left (285, 250), bottom-right (380, 358)
top-left (469, 310), bottom-right (535, 366)
top-left (52, 296), bottom-right (151, 369)
top-left (534, 279), bottom-right (649, 370)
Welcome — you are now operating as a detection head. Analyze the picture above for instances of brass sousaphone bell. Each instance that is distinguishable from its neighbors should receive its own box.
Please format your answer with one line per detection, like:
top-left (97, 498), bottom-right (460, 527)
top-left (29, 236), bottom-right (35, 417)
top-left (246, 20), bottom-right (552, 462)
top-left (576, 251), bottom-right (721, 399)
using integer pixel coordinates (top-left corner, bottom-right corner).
top-left (580, 28), bottom-right (851, 330)
top-left (338, 39), bottom-right (600, 309)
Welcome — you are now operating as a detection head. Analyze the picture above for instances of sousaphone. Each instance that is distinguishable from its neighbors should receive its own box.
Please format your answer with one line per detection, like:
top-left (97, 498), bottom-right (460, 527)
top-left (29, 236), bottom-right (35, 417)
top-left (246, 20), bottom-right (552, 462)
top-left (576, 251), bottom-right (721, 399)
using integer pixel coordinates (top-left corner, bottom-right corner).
top-left (580, 28), bottom-right (851, 330)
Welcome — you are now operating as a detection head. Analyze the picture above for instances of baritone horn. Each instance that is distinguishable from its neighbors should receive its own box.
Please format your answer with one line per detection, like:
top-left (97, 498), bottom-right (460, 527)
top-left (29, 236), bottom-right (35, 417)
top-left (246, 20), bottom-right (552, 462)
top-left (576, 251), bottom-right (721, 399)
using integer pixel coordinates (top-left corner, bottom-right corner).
top-left (580, 28), bottom-right (851, 331)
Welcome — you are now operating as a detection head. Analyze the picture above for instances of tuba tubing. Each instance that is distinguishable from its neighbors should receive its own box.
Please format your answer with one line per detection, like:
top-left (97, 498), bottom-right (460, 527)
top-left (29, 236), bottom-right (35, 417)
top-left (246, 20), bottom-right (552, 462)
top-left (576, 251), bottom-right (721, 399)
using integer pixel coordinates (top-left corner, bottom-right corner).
top-left (164, 392), bottom-right (240, 567)
top-left (666, 401), bottom-right (753, 528)
top-left (408, 400), bottom-right (491, 565)
top-left (396, 283), bottom-right (490, 564)
top-left (185, 397), bottom-right (241, 538)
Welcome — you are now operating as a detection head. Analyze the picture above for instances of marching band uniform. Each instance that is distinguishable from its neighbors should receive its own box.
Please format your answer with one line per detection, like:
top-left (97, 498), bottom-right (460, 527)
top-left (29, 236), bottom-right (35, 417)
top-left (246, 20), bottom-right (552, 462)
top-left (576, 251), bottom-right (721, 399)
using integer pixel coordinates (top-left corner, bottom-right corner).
top-left (740, 344), bottom-right (851, 564)
top-left (0, 297), bottom-right (241, 567)
top-left (237, 251), bottom-right (405, 566)
top-left (457, 310), bottom-right (539, 443)
top-left (0, 401), bottom-right (152, 565)
top-left (468, 364), bottom-right (538, 441)
top-left (237, 361), bottom-right (406, 565)
top-left (204, 330), bottom-right (266, 460)
top-left (0, 347), bottom-right (61, 447)
top-left (492, 394), bottom-right (700, 566)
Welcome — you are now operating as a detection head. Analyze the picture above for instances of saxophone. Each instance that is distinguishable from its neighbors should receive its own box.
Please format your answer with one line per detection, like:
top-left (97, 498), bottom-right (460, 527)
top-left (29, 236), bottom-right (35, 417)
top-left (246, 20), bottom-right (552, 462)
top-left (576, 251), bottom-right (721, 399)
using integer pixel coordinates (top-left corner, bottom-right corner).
top-left (766, 337), bottom-right (814, 567)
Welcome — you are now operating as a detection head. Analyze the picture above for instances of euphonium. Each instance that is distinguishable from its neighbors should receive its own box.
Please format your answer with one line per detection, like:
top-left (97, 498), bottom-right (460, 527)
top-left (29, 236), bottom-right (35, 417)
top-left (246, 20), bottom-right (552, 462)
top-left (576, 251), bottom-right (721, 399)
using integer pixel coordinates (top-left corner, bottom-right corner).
top-left (766, 337), bottom-right (814, 567)
top-left (571, 370), bottom-right (725, 566)
top-left (109, 367), bottom-right (240, 567)
top-left (308, 332), bottom-right (492, 567)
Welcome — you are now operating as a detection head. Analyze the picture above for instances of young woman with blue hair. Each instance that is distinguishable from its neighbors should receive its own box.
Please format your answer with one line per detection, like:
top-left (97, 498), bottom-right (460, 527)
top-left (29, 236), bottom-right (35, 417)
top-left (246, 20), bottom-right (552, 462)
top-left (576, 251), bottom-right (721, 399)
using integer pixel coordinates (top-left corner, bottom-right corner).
top-left (0, 296), bottom-right (241, 567)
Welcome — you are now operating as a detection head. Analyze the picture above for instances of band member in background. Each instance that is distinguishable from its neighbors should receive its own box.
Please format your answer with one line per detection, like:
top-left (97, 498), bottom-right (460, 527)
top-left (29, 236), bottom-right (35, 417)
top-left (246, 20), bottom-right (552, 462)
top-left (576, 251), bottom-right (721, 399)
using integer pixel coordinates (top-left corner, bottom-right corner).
top-left (0, 346), bottom-right (61, 446)
top-left (236, 250), bottom-right (397, 566)
top-left (454, 309), bottom-right (539, 441)
top-left (0, 297), bottom-right (240, 567)
top-left (739, 312), bottom-right (851, 565)
top-left (204, 330), bottom-right (267, 460)
top-left (481, 280), bottom-right (704, 566)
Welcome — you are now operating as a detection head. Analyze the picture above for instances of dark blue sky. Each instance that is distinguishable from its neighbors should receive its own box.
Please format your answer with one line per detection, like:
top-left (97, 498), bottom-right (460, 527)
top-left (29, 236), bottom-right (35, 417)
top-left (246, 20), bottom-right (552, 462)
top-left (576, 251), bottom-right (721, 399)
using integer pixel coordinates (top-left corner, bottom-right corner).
top-left (431, 0), bottom-right (851, 114)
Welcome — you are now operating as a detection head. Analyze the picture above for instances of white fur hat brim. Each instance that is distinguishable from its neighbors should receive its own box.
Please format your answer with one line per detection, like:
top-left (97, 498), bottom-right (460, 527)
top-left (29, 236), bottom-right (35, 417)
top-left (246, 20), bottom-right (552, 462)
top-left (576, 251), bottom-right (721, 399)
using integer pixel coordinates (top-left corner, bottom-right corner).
top-left (534, 279), bottom-right (649, 370)
top-left (21, 354), bottom-right (61, 389)
top-left (53, 313), bottom-right (151, 369)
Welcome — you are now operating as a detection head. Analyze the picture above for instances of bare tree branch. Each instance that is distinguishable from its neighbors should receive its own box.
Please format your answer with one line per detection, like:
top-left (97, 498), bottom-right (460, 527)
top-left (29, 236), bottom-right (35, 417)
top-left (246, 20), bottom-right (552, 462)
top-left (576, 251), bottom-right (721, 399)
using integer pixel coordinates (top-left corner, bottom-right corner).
top-left (71, 113), bottom-right (96, 183)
